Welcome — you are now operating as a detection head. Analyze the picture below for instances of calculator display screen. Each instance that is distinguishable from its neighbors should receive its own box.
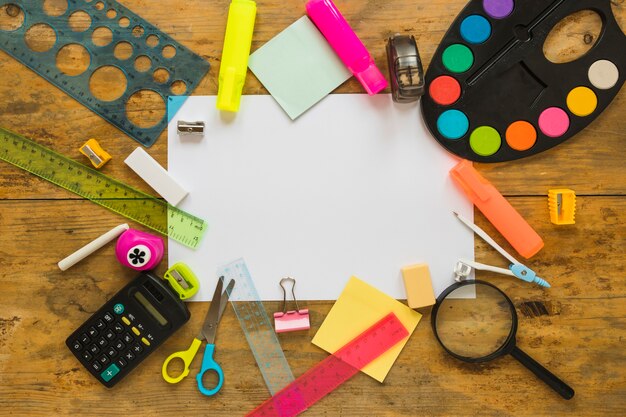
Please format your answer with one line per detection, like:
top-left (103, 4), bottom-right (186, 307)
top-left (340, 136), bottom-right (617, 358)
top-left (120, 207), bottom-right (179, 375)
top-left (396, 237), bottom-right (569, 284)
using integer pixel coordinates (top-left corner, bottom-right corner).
top-left (134, 291), bottom-right (168, 326)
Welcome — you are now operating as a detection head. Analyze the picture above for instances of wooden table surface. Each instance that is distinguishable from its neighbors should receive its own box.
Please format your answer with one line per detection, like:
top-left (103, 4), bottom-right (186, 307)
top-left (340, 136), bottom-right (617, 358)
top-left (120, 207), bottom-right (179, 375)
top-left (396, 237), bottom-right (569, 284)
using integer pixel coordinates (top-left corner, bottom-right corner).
top-left (1, 1), bottom-right (625, 416)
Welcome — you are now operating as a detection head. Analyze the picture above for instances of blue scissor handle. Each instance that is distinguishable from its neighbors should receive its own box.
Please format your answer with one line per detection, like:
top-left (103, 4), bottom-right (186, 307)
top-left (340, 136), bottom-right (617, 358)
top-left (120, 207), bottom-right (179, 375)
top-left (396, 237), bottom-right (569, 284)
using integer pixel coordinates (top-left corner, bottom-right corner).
top-left (196, 343), bottom-right (224, 396)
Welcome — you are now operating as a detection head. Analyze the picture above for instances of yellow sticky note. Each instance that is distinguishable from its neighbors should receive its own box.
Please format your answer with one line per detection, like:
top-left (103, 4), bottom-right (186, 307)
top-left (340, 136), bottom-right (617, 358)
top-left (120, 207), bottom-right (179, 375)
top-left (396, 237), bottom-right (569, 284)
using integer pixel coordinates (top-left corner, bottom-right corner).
top-left (312, 276), bottom-right (421, 382)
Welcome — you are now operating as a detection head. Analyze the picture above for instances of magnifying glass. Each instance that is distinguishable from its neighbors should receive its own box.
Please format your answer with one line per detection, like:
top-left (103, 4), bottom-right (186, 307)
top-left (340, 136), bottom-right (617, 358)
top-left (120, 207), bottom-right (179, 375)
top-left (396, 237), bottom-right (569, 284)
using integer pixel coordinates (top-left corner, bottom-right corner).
top-left (431, 280), bottom-right (575, 400)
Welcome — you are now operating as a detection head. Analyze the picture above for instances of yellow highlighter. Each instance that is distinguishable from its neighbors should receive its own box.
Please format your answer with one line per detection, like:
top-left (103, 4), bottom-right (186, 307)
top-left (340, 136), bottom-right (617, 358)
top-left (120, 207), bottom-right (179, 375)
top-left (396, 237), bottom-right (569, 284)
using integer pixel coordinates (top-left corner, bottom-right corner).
top-left (216, 0), bottom-right (257, 112)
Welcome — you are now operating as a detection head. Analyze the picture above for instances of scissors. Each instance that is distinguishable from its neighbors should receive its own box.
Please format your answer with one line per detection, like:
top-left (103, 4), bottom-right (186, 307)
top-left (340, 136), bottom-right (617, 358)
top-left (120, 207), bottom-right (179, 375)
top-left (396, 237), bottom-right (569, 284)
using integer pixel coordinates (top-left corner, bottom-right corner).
top-left (162, 277), bottom-right (235, 396)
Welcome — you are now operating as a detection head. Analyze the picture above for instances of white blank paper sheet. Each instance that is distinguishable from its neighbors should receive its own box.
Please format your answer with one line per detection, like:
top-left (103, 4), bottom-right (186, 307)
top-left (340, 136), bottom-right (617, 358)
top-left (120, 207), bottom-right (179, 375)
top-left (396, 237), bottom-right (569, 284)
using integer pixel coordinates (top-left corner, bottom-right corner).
top-left (168, 95), bottom-right (474, 301)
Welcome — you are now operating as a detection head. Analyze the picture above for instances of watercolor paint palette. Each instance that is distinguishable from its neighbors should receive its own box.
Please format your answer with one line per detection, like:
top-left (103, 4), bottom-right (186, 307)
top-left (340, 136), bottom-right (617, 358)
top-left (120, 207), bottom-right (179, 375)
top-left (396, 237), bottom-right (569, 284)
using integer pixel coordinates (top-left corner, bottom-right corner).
top-left (421, 0), bottom-right (625, 163)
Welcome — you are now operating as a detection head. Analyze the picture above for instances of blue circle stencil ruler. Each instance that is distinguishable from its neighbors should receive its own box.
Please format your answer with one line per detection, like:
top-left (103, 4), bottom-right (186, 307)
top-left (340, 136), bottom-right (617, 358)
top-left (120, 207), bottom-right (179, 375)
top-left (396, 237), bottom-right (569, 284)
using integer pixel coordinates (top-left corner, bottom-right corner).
top-left (218, 259), bottom-right (296, 395)
top-left (0, 0), bottom-right (210, 147)
top-left (0, 127), bottom-right (207, 249)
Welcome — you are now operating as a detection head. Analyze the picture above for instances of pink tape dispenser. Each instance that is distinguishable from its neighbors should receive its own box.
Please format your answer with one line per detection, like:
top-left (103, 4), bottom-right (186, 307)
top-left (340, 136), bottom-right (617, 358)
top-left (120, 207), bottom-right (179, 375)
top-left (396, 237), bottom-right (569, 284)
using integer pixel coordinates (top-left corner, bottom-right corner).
top-left (273, 277), bottom-right (310, 333)
top-left (115, 229), bottom-right (164, 271)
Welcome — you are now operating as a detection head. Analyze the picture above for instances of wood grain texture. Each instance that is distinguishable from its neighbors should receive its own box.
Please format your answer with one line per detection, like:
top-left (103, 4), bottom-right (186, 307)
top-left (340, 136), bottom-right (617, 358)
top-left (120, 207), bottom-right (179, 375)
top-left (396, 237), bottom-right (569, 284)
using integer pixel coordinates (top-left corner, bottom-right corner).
top-left (0, 198), bottom-right (625, 416)
top-left (0, 1), bottom-right (625, 416)
top-left (0, 0), bottom-right (625, 197)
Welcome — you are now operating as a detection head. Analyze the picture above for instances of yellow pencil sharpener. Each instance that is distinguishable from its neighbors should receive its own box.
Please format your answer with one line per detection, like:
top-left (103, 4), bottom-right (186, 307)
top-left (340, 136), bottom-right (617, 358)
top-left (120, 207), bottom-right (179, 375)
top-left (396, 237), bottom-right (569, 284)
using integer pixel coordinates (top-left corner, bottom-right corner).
top-left (164, 262), bottom-right (200, 300)
top-left (79, 139), bottom-right (112, 169)
top-left (548, 189), bottom-right (576, 225)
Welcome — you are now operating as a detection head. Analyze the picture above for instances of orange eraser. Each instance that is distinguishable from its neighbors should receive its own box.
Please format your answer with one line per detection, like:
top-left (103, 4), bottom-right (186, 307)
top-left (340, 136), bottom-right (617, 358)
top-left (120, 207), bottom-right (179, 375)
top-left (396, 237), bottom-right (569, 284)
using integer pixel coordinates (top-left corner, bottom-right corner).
top-left (401, 264), bottom-right (435, 309)
top-left (450, 160), bottom-right (544, 259)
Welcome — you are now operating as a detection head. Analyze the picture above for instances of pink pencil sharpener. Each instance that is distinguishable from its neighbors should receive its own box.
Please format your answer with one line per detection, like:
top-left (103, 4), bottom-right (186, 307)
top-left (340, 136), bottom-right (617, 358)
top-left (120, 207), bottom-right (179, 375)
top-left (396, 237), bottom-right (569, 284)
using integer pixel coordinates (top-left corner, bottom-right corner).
top-left (115, 229), bottom-right (164, 271)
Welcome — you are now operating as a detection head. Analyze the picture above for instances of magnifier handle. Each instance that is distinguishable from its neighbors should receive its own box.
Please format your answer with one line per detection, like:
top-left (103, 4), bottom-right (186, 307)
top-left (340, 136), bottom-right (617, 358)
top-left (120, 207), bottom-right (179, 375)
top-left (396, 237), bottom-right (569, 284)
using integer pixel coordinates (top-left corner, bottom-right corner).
top-left (510, 347), bottom-right (575, 400)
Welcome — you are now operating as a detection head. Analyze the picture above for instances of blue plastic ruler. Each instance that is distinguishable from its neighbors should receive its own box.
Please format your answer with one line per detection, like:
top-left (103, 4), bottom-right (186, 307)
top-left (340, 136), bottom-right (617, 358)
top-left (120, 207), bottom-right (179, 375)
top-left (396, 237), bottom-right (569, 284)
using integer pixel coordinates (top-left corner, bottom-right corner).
top-left (0, 1), bottom-right (209, 147)
top-left (219, 259), bottom-right (295, 395)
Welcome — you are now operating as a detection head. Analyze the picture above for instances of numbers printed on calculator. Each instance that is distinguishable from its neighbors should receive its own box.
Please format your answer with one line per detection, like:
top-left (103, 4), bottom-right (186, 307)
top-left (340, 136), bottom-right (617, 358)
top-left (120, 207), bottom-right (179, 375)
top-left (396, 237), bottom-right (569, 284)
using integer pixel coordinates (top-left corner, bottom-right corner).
top-left (65, 272), bottom-right (191, 387)
top-left (70, 307), bottom-right (152, 382)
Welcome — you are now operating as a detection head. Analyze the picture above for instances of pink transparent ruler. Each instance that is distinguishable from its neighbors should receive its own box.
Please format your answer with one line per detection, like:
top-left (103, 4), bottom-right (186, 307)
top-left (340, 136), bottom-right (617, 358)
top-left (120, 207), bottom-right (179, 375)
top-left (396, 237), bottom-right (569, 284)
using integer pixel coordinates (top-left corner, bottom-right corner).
top-left (246, 313), bottom-right (409, 417)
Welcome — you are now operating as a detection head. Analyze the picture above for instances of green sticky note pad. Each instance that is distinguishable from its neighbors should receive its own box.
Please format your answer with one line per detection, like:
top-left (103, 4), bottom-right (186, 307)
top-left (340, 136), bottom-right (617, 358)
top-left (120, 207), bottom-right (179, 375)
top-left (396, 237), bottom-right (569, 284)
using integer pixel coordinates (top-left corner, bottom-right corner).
top-left (248, 16), bottom-right (352, 120)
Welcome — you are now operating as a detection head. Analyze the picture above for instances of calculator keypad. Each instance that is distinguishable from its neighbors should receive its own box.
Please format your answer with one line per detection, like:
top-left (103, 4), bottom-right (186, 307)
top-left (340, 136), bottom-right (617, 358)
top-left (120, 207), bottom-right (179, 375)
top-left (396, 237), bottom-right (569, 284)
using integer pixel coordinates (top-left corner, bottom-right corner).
top-left (65, 273), bottom-right (190, 388)
top-left (70, 308), bottom-right (153, 385)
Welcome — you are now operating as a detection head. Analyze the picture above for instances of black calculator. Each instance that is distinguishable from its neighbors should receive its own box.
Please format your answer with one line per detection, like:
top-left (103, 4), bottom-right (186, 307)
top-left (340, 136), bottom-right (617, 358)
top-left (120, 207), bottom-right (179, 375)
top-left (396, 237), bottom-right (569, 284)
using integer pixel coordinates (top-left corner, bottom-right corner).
top-left (66, 272), bottom-right (191, 388)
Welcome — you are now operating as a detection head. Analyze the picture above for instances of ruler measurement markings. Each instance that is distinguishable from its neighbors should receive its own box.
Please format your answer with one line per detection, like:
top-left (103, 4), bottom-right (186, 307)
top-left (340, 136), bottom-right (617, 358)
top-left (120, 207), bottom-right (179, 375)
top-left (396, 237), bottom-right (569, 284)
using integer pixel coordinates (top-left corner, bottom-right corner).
top-left (247, 314), bottom-right (408, 417)
top-left (0, 128), bottom-right (206, 248)
top-left (0, 0), bottom-right (210, 146)
top-left (221, 259), bottom-right (295, 395)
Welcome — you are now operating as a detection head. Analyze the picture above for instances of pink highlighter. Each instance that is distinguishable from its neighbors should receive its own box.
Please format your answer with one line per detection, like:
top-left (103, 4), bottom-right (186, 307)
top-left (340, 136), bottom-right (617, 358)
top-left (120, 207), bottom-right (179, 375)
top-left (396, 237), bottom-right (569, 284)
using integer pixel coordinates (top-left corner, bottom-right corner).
top-left (306, 0), bottom-right (387, 95)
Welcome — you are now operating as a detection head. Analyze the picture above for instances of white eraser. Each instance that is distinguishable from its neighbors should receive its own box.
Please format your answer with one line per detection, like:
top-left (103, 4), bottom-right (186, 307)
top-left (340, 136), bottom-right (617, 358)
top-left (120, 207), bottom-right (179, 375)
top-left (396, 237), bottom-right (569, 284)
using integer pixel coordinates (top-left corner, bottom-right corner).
top-left (124, 147), bottom-right (188, 206)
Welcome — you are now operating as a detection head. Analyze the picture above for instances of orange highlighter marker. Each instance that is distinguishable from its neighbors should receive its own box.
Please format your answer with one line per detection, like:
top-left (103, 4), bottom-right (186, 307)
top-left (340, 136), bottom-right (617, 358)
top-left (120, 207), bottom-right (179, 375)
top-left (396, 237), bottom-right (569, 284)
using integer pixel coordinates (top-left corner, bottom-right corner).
top-left (450, 160), bottom-right (544, 259)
